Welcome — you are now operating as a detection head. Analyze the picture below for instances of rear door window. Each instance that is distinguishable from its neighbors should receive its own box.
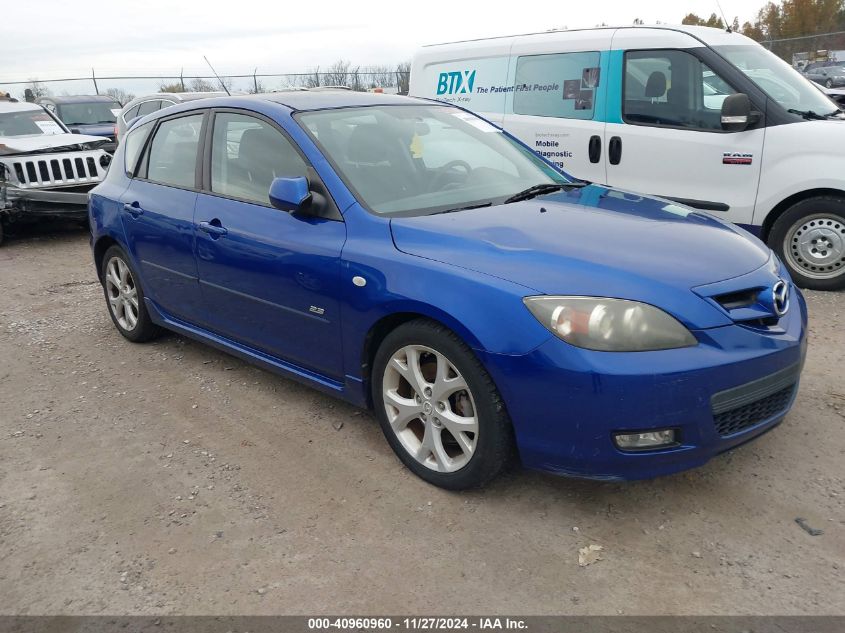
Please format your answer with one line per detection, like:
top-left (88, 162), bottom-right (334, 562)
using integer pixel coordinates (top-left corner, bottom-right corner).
top-left (144, 114), bottom-right (204, 188)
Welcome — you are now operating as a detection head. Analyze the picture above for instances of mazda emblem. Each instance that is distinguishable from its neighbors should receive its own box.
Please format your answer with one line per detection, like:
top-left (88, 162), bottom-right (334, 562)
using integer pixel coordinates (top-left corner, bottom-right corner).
top-left (772, 280), bottom-right (789, 317)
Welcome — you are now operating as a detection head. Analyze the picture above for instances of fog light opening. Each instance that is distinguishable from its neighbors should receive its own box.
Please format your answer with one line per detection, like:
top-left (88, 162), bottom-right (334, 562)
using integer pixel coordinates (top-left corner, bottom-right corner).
top-left (614, 429), bottom-right (678, 451)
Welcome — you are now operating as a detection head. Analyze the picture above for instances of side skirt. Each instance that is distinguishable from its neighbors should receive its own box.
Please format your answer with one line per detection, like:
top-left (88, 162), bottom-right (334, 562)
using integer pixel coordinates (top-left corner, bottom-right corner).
top-left (144, 298), bottom-right (366, 406)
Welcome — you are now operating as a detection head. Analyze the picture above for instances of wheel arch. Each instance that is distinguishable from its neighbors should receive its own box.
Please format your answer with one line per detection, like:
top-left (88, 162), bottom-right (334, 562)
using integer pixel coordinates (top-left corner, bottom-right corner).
top-left (93, 235), bottom-right (121, 283)
top-left (761, 188), bottom-right (845, 243)
top-left (359, 307), bottom-right (485, 409)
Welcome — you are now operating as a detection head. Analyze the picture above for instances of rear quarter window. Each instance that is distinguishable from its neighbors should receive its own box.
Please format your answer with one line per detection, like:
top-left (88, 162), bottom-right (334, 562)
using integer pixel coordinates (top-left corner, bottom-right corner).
top-left (123, 121), bottom-right (154, 177)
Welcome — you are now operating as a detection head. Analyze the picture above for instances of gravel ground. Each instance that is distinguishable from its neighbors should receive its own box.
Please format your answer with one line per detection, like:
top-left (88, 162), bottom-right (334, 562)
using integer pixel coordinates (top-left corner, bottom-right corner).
top-left (0, 224), bottom-right (842, 615)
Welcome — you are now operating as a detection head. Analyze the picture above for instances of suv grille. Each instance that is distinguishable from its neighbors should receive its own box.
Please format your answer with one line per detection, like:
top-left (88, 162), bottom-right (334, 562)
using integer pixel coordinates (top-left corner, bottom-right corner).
top-left (2, 152), bottom-right (101, 189)
top-left (710, 363), bottom-right (800, 437)
top-left (713, 385), bottom-right (795, 436)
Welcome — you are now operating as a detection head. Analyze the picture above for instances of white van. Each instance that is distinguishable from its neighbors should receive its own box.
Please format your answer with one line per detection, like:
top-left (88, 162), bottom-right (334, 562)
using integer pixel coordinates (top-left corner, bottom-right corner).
top-left (410, 25), bottom-right (845, 290)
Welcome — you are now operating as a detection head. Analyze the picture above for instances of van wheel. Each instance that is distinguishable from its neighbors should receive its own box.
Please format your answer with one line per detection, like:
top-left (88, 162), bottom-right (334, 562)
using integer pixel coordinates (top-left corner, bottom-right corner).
top-left (826, 79), bottom-right (834, 88)
top-left (769, 197), bottom-right (845, 290)
top-left (101, 245), bottom-right (162, 342)
top-left (371, 319), bottom-right (514, 490)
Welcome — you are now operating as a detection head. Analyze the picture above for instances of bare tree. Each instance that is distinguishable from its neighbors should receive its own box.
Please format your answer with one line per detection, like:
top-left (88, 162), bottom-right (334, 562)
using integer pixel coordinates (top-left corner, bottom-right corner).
top-left (104, 87), bottom-right (135, 105)
top-left (396, 61), bottom-right (411, 95)
top-left (189, 77), bottom-right (218, 92)
top-left (365, 65), bottom-right (395, 88)
top-left (158, 81), bottom-right (184, 93)
top-left (25, 79), bottom-right (51, 100)
top-left (248, 78), bottom-right (266, 94)
top-left (303, 66), bottom-right (321, 88)
top-left (323, 60), bottom-right (351, 87)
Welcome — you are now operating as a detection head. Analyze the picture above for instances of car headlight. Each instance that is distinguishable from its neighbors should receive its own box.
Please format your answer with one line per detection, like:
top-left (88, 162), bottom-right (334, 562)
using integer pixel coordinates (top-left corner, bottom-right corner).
top-left (523, 296), bottom-right (697, 352)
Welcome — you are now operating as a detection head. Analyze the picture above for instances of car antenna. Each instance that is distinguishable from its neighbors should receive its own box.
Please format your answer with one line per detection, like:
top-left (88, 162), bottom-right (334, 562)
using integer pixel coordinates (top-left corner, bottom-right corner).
top-left (203, 55), bottom-right (231, 95)
top-left (715, 0), bottom-right (732, 33)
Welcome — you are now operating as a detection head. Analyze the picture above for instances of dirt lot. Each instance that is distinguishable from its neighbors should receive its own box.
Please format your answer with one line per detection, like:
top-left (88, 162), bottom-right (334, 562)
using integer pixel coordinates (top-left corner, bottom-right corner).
top-left (0, 224), bottom-right (842, 615)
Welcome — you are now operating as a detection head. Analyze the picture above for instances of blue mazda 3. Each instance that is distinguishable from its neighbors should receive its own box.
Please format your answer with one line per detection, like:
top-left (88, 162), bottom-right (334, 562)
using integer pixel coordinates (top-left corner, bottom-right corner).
top-left (89, 92), bottom-right (807, 489)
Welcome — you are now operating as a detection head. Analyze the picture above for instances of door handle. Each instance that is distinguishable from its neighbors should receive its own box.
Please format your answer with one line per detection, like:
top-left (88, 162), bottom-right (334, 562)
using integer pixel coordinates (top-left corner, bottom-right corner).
top-left (198, 220), bottom-right (228, 238)
top-left (609, 136), bottom-right (622, 165)
top-left (588, 135), bottom-right (602, 164)
top-left (123, 202), bottom-right (144, 217)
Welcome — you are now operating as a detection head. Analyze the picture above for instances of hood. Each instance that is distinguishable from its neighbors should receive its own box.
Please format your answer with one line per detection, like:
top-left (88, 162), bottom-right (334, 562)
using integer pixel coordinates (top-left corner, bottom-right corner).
top-left (67, 124), bottom-right (116, 139)
top-left (389, 185), bottom-right (772, 329)
top-left (0, 133), bottom-right (109, 153)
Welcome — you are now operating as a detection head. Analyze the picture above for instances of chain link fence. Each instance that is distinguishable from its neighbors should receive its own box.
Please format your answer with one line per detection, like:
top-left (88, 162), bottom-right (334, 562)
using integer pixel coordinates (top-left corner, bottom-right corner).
top-left (0, 69), bottom-right (411, 105)
top-left (761, 31), bottom-right (845, 68)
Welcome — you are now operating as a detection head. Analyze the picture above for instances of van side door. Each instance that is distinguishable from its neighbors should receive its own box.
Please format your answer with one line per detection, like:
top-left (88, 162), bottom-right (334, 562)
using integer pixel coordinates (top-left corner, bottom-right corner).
top-left (502, 30), bottom-right (615, 183)
top-left (604, 30), bottom-right (765, 226)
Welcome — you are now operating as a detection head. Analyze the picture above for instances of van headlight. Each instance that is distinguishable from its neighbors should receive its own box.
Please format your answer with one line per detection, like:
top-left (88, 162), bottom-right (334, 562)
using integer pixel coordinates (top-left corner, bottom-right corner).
top-left (523, 296), bottom-right (697, 352)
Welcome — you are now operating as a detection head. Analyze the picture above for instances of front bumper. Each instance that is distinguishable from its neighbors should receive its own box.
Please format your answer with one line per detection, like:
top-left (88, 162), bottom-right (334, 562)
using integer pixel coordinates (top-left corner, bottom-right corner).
top-left (1, 185), bottom-right (89, 220)
top-left (479, 285), bottom-right (808, 480)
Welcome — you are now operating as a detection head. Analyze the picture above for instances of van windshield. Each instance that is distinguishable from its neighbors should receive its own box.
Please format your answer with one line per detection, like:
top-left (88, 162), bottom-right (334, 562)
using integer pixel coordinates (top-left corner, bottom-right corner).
top-left (714, 44), bottom-right (839, 116)
top-left (297, 105), bottom-right (572, 216)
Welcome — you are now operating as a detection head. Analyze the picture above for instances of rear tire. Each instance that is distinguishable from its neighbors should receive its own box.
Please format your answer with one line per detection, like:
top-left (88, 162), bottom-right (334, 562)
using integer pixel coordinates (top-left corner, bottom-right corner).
top-left (101, 245), bottom-right (162, 342)
top-left (371, 319), bottom-right (514, 490)
top-left (769, 197), bottom-right (845, 291)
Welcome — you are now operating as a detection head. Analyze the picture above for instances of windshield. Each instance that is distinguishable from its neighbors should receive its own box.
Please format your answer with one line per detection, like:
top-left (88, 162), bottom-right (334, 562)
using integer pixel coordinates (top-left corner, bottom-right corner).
top-left (714, 44), bottom-right (838, 115)
top-left (57, 101), bottom-right (120, 126)
top-left (0, 110), bottom-right (65, 137)
top-left (297, 105), bottom-right (571, 215)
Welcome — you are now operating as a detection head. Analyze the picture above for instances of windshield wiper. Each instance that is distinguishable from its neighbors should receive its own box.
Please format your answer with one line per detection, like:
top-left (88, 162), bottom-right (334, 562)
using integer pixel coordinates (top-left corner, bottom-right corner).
top-left (503, 181), bottom-right (586, 204)
top-left (787, 108), bottom-right (838, 120)
top-left (431, 202), bottom-right (492, 215)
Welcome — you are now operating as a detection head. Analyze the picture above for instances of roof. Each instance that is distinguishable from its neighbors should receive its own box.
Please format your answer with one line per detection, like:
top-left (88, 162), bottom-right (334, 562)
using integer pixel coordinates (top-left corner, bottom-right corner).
top-left (424, 23), bottom-right (737, 47)
top-left (0, 100), bottom-right (43, 113)
top-left (38, 95), bottom-right (120, 104)
top-left (255, 91), bottom-right (429, 111)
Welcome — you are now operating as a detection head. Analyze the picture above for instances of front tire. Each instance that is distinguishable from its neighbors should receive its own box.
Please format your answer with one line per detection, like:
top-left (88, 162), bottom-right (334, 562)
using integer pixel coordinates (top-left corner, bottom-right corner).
top-left (371, 319), bottom-right (514, 490)
top-left (826, 79), bottom-right (834, 88)
top-left (769, 197), bottom-right (845, 291)
top-left (101, 245), bottom-right (161, 342)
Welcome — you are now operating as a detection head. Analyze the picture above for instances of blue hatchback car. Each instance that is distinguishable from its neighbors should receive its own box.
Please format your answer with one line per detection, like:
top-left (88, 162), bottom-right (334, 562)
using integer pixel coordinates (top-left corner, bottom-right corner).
top-left (89, 92), bottom-right (807, 489)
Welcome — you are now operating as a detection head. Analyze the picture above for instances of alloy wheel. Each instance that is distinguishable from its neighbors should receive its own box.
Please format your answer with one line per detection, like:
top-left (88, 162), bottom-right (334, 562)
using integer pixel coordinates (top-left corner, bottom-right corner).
top-left (382, 345), bottom-right (478, 473)
top-left (105, 256), bottom-right (140, 331)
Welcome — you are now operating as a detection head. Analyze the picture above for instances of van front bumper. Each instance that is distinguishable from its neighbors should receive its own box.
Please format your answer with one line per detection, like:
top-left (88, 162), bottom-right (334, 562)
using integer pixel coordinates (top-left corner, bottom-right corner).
top-left (478, 286), bottom-right (808, 480)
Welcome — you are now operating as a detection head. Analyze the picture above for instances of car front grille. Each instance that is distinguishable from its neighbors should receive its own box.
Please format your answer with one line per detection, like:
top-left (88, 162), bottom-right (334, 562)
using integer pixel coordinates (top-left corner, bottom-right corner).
top-left (713, 384), bottom-right (796, 436)
top-left (710, 363), bottom-right (800, 437)
top-left (1, 152), bottom-right (102, 189)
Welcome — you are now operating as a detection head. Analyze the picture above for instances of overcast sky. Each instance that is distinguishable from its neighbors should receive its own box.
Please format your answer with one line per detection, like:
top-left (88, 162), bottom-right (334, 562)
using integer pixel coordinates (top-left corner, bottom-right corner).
top-left (3, 0), bottom-right (765, 92)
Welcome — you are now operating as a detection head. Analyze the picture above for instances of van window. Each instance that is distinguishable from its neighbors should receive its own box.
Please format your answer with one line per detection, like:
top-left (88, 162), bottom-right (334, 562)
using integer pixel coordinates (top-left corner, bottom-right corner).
top-left (514, 52), bottom-right (601, 119)
top-left (210, 112), bottom-right (307, 205)
top-left (123, 121), bottom-right (154, 176)
top-left (624, 50), bottom-right (737, 131)
top-left (145, 114), bottom-right (203, 188)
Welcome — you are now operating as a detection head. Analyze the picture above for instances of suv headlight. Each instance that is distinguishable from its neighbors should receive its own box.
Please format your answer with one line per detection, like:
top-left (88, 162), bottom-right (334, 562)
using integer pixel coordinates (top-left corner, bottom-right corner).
top-left (523, 296), bottom-right (697, 352)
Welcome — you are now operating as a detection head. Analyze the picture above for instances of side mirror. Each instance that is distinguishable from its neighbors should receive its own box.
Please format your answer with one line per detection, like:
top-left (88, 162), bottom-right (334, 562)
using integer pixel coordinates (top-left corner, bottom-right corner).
top-left (269, 176), bottom-right (312, 213)
top-left (721, 93), bottom-right (759, 132)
